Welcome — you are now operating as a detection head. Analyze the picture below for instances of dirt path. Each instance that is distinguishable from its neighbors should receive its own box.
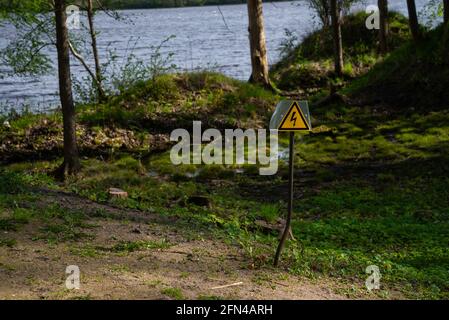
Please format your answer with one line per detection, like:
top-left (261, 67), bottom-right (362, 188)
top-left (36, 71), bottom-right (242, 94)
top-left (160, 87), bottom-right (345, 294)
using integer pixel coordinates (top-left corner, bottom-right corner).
top-left (0, 191), bottom-right (344, 300)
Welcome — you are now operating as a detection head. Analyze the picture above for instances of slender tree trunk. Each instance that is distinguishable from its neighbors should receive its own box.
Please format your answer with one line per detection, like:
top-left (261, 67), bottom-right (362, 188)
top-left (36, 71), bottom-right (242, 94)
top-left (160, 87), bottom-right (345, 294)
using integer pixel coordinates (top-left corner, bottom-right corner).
top-left (443, 1), bottom-right (449, 57)
top-left (406, 0), bottom-right (420, 42)
top-left (378, 0), bottom-right (389, 54)
top-left (444, 0), bottom-right (449, 25)
top-left (330, 0), bottom-right (343, 76)
top-left (247, 0), bottom-right (271, 88)
top-left (68, 41), bottom-right (105, 97)
top-left (323, 0), bottom-right (331, 28)
top-left (54, 0), bottom-right (80, 177)
top-left (86, 0), bottom-right (105, 100)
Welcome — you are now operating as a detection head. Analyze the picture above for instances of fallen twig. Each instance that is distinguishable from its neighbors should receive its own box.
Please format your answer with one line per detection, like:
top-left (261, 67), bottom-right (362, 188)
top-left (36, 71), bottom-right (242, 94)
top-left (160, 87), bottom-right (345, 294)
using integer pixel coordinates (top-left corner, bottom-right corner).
top-left (211, 282), bottom-right (243, 290)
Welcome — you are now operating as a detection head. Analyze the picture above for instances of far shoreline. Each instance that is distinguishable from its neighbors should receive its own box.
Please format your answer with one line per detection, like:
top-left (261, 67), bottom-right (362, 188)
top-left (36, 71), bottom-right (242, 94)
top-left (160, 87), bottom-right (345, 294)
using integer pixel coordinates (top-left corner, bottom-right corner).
top-left (79, 0), bottom-right (294, 11)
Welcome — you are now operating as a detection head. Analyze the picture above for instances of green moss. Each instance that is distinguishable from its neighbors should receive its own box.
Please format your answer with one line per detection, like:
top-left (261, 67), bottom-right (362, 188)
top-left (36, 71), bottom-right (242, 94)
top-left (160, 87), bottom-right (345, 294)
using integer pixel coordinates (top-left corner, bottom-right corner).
top-left (198, 295), bottom-right (224, 300)
top-left (272, 11), bottom-right (410, 91)
top-left (0, 238), bottom-right (16, 247)
top-left (108, 239), bottom-right (172, 253)
top-left (161, 287), bottom-right (184, 300)
top-left (347, 26), bottom-right (449, 110)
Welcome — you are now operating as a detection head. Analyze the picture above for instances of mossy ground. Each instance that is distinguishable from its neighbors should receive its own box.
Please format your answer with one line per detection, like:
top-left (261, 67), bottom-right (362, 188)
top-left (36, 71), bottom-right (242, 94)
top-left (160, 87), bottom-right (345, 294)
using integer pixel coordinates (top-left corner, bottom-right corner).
top-left (271, 11), bottom-right (411, 92)
top-left (346, 25), bottom-right (449, 110)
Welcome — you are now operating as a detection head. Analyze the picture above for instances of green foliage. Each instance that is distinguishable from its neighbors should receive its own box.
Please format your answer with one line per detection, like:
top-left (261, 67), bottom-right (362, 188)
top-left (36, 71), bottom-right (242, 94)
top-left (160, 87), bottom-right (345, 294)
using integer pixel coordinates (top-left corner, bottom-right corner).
top-left (198, 294), bottom-right (224, 300)
top-left (78, 72), bottom-right (277, 129)
top-left (284, 173), bottom-right (449, 298)
top-left (272, 12), bottom-right (410, 91)
top-left (300, 11), bottom-right (409, 60)
top-left (108, 239), bottom-right (172, 252)
top-left (0, 1), bottom-right (54, 76)
top-left (161, 287), bottom-right (184, 300)
top-left (108, 36), bottom-right (177, 95)
top-left (0, 238), bottom-right (16, 247)
top-left (347, 25), bottom-right (449, 110)
top-left (0, 169), bottom-right (54, 194)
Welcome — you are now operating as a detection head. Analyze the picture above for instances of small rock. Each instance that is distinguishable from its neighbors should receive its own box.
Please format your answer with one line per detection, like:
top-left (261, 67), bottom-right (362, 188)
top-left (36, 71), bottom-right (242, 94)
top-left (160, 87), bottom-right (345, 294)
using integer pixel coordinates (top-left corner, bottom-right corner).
top-left (37, 256), bottom-right (49, 261)
top-left (131, 227), bottom-right (142, 234)
top-left (254, 218), bottom-right (296, 241)
top-left (108, 188), bottom-right (128, 199)
top-left (254, 219), bottom-right (282, 234)
top-left (3, 120), bottom-right (11, 129)
top-left (187, 195), bottom-right (210, 207)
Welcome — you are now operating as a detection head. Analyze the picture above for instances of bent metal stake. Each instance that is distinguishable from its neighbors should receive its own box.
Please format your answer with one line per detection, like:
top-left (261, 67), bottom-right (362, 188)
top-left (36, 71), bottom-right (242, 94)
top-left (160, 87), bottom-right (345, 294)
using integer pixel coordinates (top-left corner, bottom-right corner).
top-left (269, 101), bottom-right (312, 267)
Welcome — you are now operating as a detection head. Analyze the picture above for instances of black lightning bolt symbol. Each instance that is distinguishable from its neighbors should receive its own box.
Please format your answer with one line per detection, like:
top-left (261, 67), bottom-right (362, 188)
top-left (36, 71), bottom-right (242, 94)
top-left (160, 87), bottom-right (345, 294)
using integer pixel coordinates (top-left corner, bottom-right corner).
top-left (290, 112), bottom-right (297, 127)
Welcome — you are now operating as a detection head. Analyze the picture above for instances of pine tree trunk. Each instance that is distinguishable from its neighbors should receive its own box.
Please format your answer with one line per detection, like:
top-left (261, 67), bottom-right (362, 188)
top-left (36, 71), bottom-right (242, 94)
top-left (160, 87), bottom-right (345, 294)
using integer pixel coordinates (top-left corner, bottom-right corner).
top-left (378, 0), bottom-right (389, 54)
top-left (54, 0), bottom-right (80, 177)
top-left (247, 0), bottom-right (271, 88)
top-left (86, 0), bottom-right (105, 100)
top-left (406, 0), bottom-right (420, 42)
top-left (330, 0), bottom-right (343, 76)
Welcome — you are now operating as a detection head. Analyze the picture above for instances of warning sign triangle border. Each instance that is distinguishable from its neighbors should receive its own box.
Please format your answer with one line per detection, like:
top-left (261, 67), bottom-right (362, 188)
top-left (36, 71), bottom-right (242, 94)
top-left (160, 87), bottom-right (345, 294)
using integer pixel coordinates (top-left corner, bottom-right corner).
top-left (278, 101), bottom-right (311, 131)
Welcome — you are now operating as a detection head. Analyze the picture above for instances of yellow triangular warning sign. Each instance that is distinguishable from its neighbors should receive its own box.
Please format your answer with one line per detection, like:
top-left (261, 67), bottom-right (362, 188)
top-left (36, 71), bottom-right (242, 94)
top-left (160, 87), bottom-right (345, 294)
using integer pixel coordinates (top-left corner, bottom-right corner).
top-left (278, 102), bottom-right (310, 131)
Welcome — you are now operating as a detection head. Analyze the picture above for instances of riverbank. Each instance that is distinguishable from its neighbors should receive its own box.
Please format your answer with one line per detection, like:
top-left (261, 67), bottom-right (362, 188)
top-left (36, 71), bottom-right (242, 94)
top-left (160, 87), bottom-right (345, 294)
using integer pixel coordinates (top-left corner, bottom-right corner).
top-left (1, 1), bottom-right (307, 109)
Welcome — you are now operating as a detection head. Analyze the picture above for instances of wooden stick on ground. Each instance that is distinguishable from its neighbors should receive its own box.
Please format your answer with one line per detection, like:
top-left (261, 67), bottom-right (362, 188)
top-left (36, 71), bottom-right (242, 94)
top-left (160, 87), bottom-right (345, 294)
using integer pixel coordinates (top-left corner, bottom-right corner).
top-left (211, 282), bottom-right (243, 290)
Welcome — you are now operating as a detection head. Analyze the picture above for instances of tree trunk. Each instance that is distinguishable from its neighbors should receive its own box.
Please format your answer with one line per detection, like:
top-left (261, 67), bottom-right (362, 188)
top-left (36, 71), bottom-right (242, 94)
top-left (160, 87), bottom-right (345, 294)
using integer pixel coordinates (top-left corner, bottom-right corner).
top-left (406, 0), bottom-right (420, 42)
top-left (86, 0), bottom-right (105, 100)
top-left (322, 0), bottom-right (331, 29)
top-left (247, 0), bottom-right (271, 88)
top-left (444, 0), bottom-right (449, 25)
top-left (54, 0), bottom-right (80, 177)
top-left (330, 0), bottom-right (343, 76)
top-left (378, 0), bottom-right (389, 54)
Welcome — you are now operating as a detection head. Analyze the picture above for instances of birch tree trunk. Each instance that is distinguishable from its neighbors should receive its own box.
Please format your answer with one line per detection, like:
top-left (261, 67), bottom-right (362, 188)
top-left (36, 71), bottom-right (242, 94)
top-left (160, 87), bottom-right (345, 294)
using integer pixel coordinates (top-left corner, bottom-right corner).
top-left (86, 0), bottom-right (105, 100)
top-left (247, 0), bottom-right (271, 88)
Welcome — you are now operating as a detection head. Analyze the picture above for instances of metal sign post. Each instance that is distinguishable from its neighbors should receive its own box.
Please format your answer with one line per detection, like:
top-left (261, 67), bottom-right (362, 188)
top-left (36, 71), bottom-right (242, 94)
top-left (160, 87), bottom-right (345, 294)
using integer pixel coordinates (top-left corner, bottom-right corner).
top-left (269, 101), bottom-right (312, 267)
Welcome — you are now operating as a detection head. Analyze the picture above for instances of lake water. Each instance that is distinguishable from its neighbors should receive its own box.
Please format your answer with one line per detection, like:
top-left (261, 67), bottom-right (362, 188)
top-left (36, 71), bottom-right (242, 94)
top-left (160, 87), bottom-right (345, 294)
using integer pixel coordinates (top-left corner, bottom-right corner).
top-left (0, 0), bottom-right (434, 113)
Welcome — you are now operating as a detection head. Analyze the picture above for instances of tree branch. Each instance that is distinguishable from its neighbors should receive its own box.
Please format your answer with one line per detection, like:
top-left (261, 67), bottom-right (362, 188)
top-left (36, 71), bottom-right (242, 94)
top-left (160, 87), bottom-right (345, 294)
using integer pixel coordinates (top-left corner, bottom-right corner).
top-left (68, 40), bottom-right (106, 99)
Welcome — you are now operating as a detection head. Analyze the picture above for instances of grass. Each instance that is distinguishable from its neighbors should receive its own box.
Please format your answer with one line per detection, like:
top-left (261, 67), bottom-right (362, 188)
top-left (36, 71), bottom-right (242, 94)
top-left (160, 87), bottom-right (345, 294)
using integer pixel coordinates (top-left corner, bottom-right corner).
top-left (0, 238), bottom-right (16, 247)
top-left (198, 294), bottom-right (224, 300)
top-left (161, 287), bottom-right (184, 300)
top-left (0, 170), bottom-right (94, 244)
top-left (346, 25), bottom-right (449, 110)
top-left (271, 11), bottom-right (411, 91)
top-left (78, 72), bottom-right (278, 131)
top-left (107, 239), bottom-right (172, 253)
